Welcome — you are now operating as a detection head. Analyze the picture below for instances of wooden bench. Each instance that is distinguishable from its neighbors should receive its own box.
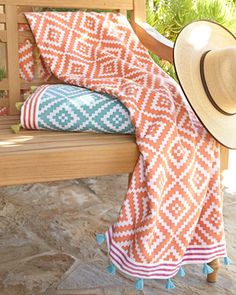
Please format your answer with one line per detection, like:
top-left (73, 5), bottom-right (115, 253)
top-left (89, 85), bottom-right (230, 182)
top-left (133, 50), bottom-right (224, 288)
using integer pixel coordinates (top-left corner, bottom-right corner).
top-left (0, 0), bottom-right (229, 284)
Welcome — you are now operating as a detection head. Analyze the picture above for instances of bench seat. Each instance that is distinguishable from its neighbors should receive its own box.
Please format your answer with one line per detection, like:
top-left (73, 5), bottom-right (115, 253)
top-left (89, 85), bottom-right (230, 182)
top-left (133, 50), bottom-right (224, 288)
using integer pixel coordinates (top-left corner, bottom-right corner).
top-left (0, 115), bottom-right (139, 187)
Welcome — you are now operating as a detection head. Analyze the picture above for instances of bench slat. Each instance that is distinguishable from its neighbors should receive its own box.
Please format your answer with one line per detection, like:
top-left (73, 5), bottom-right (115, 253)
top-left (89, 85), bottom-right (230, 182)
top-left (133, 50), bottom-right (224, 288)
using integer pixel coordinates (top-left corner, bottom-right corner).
top-left (0, 0), bottom-right (133, 10)
top-left (0, 98), bottom-right (8, 107)
top-left (1, 142), bottom-right (139, 186)
top-left (0, 130), bottom-right (135, 140)
top-left (0, 134), bottom-right (136, 153)
top-left (5, 5), bottom-right (21, 114)
top-left (0, 116), bottom-right (139, 186)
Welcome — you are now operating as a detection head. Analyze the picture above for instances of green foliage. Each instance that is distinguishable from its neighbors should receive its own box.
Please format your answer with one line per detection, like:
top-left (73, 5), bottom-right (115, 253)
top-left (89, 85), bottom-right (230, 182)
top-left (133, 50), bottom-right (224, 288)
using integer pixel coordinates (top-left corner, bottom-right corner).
top-left (149, 0), bottom-right (236, 41)
top-left (149, 52), bottom-right (177, 80)
top-left (0, 66), bottom-right (6, 98)
top-left (0, 66), bottom-right (6, 81)
top-left (147, 0), bottom-right (236, 79)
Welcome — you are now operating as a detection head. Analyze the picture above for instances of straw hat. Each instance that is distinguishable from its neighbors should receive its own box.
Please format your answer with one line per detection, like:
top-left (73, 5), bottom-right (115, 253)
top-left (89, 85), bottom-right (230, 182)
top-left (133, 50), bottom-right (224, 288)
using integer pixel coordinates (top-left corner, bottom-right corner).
top-left (174, 20), bottom-right (236, 149)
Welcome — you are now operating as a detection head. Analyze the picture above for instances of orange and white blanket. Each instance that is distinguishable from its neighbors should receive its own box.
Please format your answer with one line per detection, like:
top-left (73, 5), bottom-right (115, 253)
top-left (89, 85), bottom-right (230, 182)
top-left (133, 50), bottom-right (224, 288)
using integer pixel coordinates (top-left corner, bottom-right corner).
top-left (24, 11), bottom-right (226, 279)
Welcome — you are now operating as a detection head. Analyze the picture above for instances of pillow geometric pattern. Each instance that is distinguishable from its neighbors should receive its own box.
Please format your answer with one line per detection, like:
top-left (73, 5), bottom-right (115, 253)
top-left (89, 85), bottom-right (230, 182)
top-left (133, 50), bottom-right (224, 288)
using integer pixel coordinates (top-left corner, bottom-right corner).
top-left (21, 84), bottom-right (135, 134)
top-left (18, 24), bottom-right (52, 82)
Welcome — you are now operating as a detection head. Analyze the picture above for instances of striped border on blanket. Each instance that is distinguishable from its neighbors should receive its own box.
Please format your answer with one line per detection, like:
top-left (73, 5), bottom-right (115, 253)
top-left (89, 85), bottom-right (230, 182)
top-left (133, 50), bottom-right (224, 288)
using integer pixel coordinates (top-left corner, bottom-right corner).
top-left (21, 85), bottom-right (49, 129)
top-left (106, 227), bottom-right (226, 279)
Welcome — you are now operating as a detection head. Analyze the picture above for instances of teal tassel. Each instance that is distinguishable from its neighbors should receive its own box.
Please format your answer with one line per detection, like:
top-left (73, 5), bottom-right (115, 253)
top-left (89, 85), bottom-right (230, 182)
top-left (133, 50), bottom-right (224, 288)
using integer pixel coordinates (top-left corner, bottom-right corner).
top-left (224, 257), bottom-right (231, 265)
top-left (177, 266), bottom-right (185, 277)
top-left (166, 278), bottom-right (175, 290)
top-left (135, 278), bottom-right (144, 291)
top-left (202, 263), bottom-right (214, 275)
top-left (106, 264), bottom-right (116, 275)
top-left (96, 233), bottom-right (106, 245)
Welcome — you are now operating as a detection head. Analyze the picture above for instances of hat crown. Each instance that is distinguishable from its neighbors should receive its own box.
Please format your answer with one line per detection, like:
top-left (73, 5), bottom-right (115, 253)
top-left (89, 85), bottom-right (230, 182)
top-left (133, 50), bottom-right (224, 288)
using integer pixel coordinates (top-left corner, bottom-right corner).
top-left (204, 46), bottom-right (236, 115)
top-left (174, 20), bottom-right (236, 148)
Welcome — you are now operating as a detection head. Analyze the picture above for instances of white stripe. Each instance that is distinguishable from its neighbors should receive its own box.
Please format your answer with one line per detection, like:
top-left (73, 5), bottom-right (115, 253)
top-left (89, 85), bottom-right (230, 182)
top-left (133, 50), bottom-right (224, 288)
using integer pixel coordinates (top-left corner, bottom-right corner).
top-left (109, 244), bottom-right (226, 278)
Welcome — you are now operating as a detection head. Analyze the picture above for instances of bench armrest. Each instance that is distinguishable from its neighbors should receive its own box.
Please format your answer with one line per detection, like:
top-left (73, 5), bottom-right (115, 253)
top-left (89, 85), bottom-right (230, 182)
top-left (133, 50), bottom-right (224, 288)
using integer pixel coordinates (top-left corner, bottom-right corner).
top-left (133, 21), bottom-right (174, 64)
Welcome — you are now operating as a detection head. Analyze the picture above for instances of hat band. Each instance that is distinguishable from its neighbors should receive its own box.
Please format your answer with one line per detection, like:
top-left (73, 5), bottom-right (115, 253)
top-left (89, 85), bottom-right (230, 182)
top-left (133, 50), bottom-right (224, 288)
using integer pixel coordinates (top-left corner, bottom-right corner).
top-left (200, 50), bottom-right (236, 116)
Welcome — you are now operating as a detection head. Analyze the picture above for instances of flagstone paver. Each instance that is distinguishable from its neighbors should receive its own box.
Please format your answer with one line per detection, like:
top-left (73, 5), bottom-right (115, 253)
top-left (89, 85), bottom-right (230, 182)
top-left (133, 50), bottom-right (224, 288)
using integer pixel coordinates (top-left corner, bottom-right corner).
top-left (0, 175), bottom-right (235, 295)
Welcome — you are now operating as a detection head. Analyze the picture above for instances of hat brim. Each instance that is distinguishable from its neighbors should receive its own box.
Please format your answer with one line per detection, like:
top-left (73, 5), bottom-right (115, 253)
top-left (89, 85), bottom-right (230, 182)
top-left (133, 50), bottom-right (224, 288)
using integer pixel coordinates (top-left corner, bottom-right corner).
top-left (174, 20), bottom-right (236, 149)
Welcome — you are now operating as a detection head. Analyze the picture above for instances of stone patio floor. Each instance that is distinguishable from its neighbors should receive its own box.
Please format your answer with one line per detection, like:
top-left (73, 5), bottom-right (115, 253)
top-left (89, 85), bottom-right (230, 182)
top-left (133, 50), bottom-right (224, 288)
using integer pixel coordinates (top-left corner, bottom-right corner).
top-left (0, 175), bottom-right (235, 295)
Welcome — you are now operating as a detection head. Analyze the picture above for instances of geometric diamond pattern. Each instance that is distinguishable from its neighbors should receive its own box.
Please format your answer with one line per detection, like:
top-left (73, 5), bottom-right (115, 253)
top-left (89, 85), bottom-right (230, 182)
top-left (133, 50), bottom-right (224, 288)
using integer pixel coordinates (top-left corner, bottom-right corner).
top-left (161, 191), bottom-right (191, 227)
top-left (22, 84), bottom-right (134, 134)
top-left (19, 39), bottom-right (34, 82)
top-left (24, 11), bottom-right (226, 279)
top-left (18, 24), bottom-right (52, 82)
top-left (18, 24), bottom-right (34, 82)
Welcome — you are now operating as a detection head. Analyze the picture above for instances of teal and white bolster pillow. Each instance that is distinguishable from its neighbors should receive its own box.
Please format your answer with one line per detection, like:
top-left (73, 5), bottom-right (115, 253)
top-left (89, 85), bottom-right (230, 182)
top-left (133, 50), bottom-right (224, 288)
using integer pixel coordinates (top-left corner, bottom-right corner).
top-left (19, 84), bottom-right (135, 134)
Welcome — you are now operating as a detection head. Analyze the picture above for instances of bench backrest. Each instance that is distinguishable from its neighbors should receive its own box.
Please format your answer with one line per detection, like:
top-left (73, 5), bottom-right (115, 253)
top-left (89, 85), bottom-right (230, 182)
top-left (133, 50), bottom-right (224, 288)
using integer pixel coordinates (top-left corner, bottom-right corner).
top-left (0, 0), bottom-right (145, 115)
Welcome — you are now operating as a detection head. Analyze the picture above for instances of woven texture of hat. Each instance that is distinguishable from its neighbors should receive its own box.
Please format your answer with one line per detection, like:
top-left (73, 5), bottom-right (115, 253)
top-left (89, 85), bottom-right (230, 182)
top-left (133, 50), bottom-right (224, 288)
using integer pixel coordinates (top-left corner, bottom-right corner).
top-left (25, 11), bottom-right (226, 279)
